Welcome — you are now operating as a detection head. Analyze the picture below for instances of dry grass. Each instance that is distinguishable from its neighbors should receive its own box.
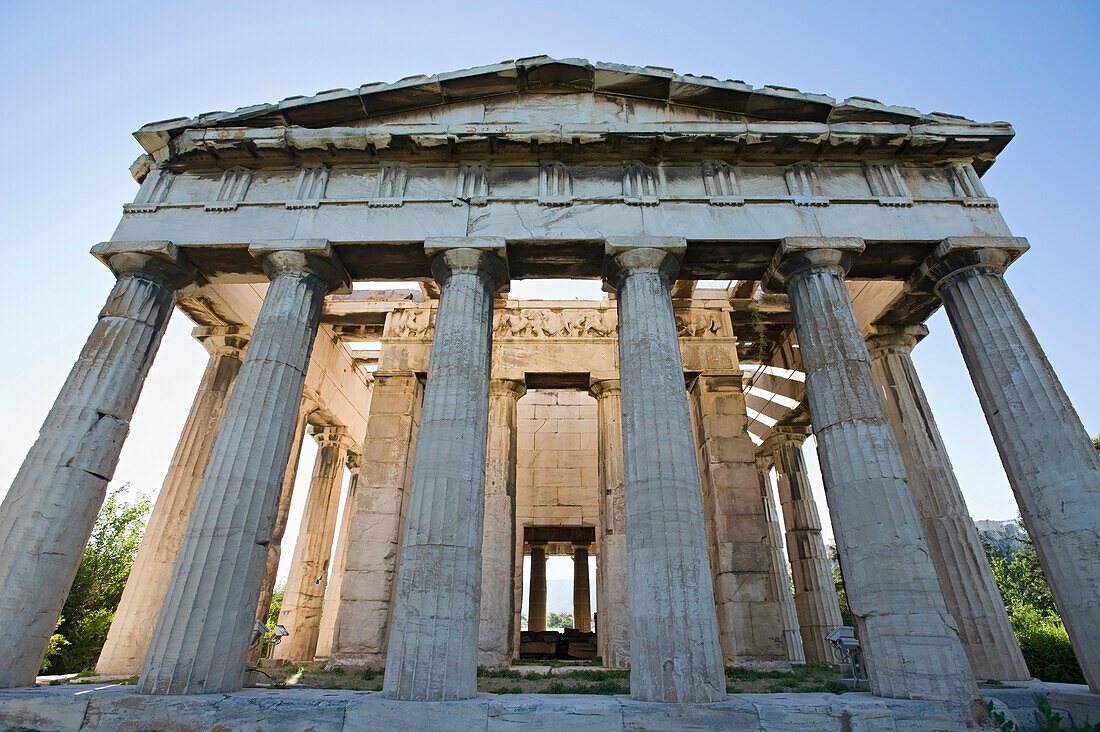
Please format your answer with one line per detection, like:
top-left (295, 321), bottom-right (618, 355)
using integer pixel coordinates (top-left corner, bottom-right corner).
top-left (255, 662), bottom-right (847, 696)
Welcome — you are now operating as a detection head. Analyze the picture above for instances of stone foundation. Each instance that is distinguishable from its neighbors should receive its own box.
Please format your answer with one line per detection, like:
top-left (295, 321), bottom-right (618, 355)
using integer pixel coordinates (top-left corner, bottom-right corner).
top-left (9, 683), bottom-right (1097, 731)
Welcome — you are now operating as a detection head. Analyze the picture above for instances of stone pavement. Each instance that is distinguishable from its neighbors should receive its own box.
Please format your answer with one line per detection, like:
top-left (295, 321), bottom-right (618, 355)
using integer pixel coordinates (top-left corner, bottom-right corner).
top-left (3, 681), bottom-right (1098, 731)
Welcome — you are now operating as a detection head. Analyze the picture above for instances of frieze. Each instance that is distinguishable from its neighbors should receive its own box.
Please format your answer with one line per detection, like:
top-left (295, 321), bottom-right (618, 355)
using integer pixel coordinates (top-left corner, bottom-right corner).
top-left (131, 160), bottom-right (997, 214)
top-left (383, 305), bottom-right (728, 340)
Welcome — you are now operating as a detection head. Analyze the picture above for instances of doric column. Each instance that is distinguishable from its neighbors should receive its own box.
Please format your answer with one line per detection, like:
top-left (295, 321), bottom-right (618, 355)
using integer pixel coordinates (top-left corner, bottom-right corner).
top-left (572, 544), bottom-right (592, 632)
top-left (272, 425), bottom-right (353, 662)
top-left (760, 428), bottom-right (843, 667)
top-left (691, 371), bottom-right (789, 667)
top-left (756, 454), bottom-right (806, 665)
top-left (248, 395), bottom-right (313, 665)
top-left (97, 325), bottom-right (249, 676)
top-left (764, 237), bottom-right (978, 702)
top-left (139, 239), bottom-right (348, 695)
top-left (528, 543), bottom-right (548, 632)
top-left (924, 237), bottom-right (1100, 691)
top-left (478, 378), bottom-right (525, 667)
top-left (316, 451), bottom-right (360, 659)
top-left (383, 238), bottom-right (508, 701)
top-left (604, 237), bottom-right (726, 703)
top-left (0, 240), bottom-right (193, 688)
top-left (590, 379), bottom-right (629, 668)
top-left (867, 323), bottom-right (1029, 681)
top-left (329, 372), bottom-right (422, 669)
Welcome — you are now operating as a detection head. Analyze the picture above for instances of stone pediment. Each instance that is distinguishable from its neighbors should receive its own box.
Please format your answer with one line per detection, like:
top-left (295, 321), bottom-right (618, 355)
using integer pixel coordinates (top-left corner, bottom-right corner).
top-left (132, 57), bottom-right (1012, 174)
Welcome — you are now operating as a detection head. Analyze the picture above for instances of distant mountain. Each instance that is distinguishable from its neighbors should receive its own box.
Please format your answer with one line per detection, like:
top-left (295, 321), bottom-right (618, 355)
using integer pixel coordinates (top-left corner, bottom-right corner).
top-left (975, 518), bottom-right (1028, 557)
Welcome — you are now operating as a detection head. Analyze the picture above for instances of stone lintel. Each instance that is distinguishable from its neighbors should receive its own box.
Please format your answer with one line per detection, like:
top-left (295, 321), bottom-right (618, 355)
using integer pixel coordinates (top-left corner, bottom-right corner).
top-left (914, 236), bottom-right (1029, 294)
top-left (761, 237), bottom-right (864, 293)
top-left (249, 238), bottom-right (351, 294)
top-left (91, 239), bottom-right (196, 287)
top-left (694, 370), bottom-right (745, 392)
top-left (424, 237), bottom-right (509, 293)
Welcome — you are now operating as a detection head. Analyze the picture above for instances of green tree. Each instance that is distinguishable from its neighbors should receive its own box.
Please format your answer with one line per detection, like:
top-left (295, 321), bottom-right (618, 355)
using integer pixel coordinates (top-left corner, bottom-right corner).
top-left (260, 585), bottom-right (285, 657)
top-left (546, 611), bottom-right (573, 629)
top-left (985, 534), bottom-right (1085, 684)
top-left (41, 485), bottom-right (151, 674)
top-left (1092, 434), bottom-right (1099, 454)
top-left (828, 546), bottom-right (853, 626)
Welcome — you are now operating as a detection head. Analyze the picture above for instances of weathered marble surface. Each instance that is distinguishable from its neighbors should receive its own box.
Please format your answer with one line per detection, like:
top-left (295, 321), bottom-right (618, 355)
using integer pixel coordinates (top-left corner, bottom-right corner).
top-left (926, 238), bottom-right (1100, 692)
top-left (139, 242), bottom-right (347, 694)
top-left (605, 238), bottom-right (726, 703)
top-left (96, 326), bottom-right (248, 676)
top-left (478, 379), bottom-right (524, 667)
top-left (384, 241), bottom-right (508, 700)
top-left (10, 682), bottom-right (1093, 731)
top-left (329, 374), bottom-right (422, 669)
top-left (760, 431), bottom-right (844, 667)
top-left (273, 426), bottom-right (352, 662)
top-left (590, 380), bottom-right (629, 669)
top-left (767, 238), bottom-right (978, 702)
top-left (0, 241), bottom-right (193, 689)
top-left (867, 324), bottom-right (1029, 681)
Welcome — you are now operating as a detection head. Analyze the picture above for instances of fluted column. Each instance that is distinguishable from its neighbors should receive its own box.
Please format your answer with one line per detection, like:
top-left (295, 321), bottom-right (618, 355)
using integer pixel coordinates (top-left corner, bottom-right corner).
top-left (139, 240), bottom-right (348, 694)
top-left (765, 237), bottom-right (978, 702)
top-left (573, 544), bottom-right (592, 632)
top-left (383, 238), bottom-right (508, 701)
top-left (590, 379), bottom-right (629, 668)
top-left (329, 372), bottom-right (422, 669)
top-left (604, 237), bottom-right (726, 703)
top-left (0, 240), bottom-right (193, 688)
top-left (761, 428), bottom-right (843, 667)
top-left (528, 543), bottom-right (548, 632)
top-left (757, 454), bottom-right (805, 665)
top-left (478, 378), bottom-right (525, 667)
top-left (97, 325), bottom-right (249, 676)
top-left (272, 425), bottom-right (352, 662)
top-left (316, 451), bottom-right (360, 658)
top-left (248, 395), bottom-right (313, 664)
top-left (868, 324), bottom-right (1029, 681)
top-left (925, 237), bottom-right (1100, 691)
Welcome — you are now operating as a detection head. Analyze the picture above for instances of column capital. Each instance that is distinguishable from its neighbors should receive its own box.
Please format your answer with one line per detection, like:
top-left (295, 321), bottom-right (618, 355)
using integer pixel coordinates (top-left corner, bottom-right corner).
top-left (602, 236), bottom-right (686, 292)
top-left (761, 424), bottom-right (812, 456)
top-left (754, 451), bottom-right (774, 473)
top-left (918, 236), bottom-right (1029, 293)
top-left (489, 378), bottom-right (526, 401)
top-left (761, 237), bottom-right (864, 293)
top-left (866, 324), bottom-right (929, 359)
top-left (310, 424), bottom-right (354, 451)
top-left (588, 378), bottom-right (621, 400)
top-left (572, 542), bottom-right (591, 555)
top-left (193, 325), bottom-right (251, 358)
top-left (346, 452), bottom-right (362, 472)
top-left (250, 239), bottom-right (351, 294)
top-left (424, 237), bottom-right (509, 293)
top-left (91, 240), bottom-right (197, 290)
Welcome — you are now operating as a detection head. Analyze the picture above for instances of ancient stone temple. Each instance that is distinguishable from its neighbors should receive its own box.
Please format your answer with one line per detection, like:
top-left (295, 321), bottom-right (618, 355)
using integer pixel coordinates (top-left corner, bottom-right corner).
top-left (1, 58), bottom-right (1098, 718)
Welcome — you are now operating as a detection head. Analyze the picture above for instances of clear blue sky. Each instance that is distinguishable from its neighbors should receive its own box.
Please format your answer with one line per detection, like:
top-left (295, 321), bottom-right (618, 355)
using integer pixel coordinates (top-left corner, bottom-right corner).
top-left (1, 2), bottom-right (1097, 577)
